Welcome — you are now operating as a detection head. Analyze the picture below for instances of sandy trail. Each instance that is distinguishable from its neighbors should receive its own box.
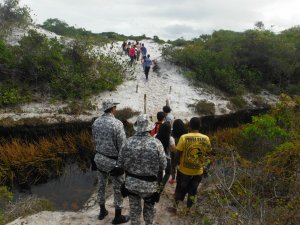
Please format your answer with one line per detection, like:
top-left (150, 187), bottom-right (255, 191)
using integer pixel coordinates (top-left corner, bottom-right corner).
top-left (8, 181), bottom-right (189, 225)
top-left (93, 39), bottom-right (231, 122)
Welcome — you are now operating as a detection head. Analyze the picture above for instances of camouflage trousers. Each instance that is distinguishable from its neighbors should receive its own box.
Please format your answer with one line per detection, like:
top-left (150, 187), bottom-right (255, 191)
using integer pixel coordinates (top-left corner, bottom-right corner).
top-left (128, 193), bottom-right (155, 225)
top-left (97, 170), bottom-right (124, 209)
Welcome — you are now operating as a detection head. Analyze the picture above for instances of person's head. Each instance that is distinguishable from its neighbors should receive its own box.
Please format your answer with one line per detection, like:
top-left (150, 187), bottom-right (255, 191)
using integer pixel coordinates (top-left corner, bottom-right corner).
top-left (156, 111), bottom-right (165, 122)
top-left (147, 54), bottom-right (150, 58)
top-left (102, 99), bottom-right (119, 114)
top-left (172, 119), bottom-right (188, 138)
top-left (162, 105), bottom-right (171, 114)
top-left (156, 122), bottom-right (171, 151)
top-left (133, 114), bottom-right (155, 133)
top-left (142, 43), bottom-right (144, 47)
top-left (189, 117), bottom-right (201, 131)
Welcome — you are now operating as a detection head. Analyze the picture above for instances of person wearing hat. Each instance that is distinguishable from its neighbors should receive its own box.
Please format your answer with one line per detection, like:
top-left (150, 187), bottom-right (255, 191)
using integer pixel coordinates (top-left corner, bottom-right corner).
top-left (117, 114), bottom-right (167, 225)
top-left (92, 99), bottom-right (130, 224)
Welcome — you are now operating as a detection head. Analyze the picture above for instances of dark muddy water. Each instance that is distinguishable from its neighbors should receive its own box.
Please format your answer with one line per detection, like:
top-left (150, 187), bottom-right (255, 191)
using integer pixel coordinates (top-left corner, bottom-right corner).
top-left (13, 163), bottom-right (97, 211)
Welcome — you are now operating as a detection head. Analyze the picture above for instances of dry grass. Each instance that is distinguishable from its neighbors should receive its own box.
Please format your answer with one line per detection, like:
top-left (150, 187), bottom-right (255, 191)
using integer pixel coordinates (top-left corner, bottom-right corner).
top-left (3, 196), bottom-right (54, 224)
top-left (0, 130), bottom-right (94, 185)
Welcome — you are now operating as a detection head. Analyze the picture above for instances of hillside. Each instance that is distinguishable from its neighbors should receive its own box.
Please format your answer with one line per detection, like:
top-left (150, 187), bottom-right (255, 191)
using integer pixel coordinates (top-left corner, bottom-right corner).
top-left (0, 27), bottom-right (278, 128)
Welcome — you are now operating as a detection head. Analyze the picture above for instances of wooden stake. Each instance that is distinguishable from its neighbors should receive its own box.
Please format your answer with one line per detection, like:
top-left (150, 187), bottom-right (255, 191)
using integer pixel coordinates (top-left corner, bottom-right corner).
top-left (144, 94), bottom-right (147, 114)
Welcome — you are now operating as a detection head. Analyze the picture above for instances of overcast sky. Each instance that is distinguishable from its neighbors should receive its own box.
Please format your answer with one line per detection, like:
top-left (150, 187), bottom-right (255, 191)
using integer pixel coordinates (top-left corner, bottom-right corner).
top-left (19, 0), bottom-right (300, 40)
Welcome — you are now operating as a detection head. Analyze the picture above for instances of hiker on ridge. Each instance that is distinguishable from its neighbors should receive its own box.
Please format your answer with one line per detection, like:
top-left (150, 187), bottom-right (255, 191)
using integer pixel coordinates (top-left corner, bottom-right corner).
top-left (129, 45), bottom-right (136, 66)
top-left (144, 54), bottom-right (152, 80)
top-left (92, 99), bottom-right (130, 224)
top-left (122, 41), bottom-right (127, 55)
top-left (141, 43), bottom-right (147, 59)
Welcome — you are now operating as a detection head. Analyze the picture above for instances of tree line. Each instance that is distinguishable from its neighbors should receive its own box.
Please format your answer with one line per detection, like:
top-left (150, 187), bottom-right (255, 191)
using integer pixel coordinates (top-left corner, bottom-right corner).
top-left (163, 24), bottom-right (300, 96)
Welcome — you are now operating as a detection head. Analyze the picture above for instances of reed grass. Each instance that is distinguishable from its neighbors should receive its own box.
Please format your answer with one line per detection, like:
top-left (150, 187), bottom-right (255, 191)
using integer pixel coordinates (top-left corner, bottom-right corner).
top-left (0, 130), bottom-right (95, 185)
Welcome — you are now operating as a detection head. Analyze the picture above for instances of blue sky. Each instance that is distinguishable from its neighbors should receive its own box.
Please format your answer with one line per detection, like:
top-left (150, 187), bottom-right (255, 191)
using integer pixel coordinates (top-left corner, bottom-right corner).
top-left (19, 0), bottom-right (300, 40)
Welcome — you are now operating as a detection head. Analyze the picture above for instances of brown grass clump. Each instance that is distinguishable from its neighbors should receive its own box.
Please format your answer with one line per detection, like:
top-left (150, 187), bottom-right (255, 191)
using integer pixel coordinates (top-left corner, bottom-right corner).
top-left (115, 107), bottom-right (140, 122)
top-left (0, 130), bottom-right (94, 185)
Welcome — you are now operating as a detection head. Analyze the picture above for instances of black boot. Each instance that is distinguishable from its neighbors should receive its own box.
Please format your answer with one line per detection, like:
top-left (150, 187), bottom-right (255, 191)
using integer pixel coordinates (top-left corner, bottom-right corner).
top-left (98, 204), bottom-right (108, 220)
top-left (112, 208), bottom-right (130, 224)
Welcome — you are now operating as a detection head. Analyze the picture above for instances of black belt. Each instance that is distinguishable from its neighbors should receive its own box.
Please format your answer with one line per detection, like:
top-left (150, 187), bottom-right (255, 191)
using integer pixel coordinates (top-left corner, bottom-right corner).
top-left (98, 152), bottom-right (118, 160)
top-left (126, 171), bottom-right (157, 182)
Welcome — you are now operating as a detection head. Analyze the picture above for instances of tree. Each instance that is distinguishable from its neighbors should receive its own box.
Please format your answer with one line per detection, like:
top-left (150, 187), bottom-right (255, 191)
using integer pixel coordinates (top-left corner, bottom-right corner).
top-left (0, 0), bottom-right (32, 37)
top-left (254, 21), bottom-right (265, 30)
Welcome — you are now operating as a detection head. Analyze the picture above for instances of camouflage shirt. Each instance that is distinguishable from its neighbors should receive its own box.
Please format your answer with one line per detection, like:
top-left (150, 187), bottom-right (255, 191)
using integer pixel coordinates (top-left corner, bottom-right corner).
top-left (118, 132), bottom-right (167, 193)
top-left (92, 113), bottom-right (126, 172)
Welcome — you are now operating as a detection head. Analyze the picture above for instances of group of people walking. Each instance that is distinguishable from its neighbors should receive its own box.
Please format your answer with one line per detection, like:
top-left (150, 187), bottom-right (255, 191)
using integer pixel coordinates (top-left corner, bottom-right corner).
top-left (92, 99), bottom-right (212, 225)
top-left (122, 41), bottom-right (152, 80)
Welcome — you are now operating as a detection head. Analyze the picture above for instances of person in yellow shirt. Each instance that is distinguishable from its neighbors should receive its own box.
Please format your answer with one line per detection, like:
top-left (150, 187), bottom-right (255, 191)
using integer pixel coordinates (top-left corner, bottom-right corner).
top-left (174, 117), bottom-right (212, 210)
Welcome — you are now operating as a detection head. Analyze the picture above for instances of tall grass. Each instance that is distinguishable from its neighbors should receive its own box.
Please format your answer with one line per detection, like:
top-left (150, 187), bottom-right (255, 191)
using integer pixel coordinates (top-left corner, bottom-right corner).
top-left (0, 130), bottom-right (94, 185)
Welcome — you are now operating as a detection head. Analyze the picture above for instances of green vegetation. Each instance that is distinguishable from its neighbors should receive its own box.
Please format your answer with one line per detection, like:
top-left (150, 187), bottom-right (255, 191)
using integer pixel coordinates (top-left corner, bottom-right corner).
top-left (0, 29), bottom-right (126, 106)
top-left (0, 0), bottom-right (31, 38)
top-left (200, 94), bottom-right (300, 225)
top-left (0, 0), bottom-right (132, 107)
top-left (40, 18), bottom-right (151, 44)
top-left (0, 194), bottom-right (54, 225)
top-left (163, 23), bottom-right (300, 96)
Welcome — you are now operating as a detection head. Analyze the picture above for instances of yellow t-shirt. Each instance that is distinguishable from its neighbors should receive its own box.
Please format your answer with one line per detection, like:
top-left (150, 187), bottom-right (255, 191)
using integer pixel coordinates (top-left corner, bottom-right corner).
top-left (177, 133), bottom-right (212, 176)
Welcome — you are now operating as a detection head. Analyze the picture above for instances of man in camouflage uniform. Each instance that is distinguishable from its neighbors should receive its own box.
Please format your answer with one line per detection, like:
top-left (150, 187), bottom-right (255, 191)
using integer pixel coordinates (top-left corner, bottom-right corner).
top-left (92, 99), bottom-right (129, 224)
top-left (117, 114), bottom-right (167, 225)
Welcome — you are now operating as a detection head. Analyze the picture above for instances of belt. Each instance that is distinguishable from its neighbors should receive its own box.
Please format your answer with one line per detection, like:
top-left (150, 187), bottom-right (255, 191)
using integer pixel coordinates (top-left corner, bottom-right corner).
top-left (126, 171), bottom-right (157, 182)
top-left (98, 152), bottom-right (118, 160)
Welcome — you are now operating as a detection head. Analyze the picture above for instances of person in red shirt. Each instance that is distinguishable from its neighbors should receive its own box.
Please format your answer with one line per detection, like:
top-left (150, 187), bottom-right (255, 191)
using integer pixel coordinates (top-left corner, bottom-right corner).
top-left (150, 111), bottom-right (165, 136)
top-left (129, 45), bottom-right (136, 66)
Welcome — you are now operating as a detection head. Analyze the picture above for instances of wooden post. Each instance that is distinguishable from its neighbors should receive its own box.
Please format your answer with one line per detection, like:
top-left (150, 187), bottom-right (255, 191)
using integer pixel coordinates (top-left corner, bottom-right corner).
top-left (144, 94), bottom-right (147, 114)
top-left (136, 84), bottom-right (138, 93)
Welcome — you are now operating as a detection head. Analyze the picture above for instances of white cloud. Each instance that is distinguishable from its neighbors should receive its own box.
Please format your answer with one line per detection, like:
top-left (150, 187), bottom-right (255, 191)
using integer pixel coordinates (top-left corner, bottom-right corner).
top-left (19, 0), bottom-right (300, 40)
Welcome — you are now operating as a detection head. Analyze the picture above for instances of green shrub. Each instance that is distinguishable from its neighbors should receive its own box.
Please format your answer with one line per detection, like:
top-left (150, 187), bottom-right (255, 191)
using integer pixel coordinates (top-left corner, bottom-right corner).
top-left (3, 196), bottom-right (54, 224)
top-left (0, 82), bottom-right (27, 106)
top-left (195, 100), bottom-right (215, 115)
top-left (0, 185), bottom-right (13, 225)
top-left (239, 114), bottom-right (289, 160)
top-left (0, 0), bottom-right (32, 38)
top-left (229, 96), bottom-right (248, 110)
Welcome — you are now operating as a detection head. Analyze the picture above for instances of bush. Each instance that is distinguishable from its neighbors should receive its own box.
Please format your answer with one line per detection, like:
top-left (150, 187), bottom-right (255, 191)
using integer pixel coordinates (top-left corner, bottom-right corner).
top-left (239, 114), bottom-right (289, 160)
top-left (0, 0), bottom-right (32, 38)
top-left (0, 82), bottom-right (28, 106)
top-left (115, 107), bottom-right (140, 122)
top-left (0, 29), bottom-right (126, 103)
top-left (0, 185), bottom-right (13, 225)
top-left (195, 100), bottom-right (215, 115)
top-left (2, 196), bottom-right (54, 224)
top-left (229, 96), bottom-right (248, 110)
